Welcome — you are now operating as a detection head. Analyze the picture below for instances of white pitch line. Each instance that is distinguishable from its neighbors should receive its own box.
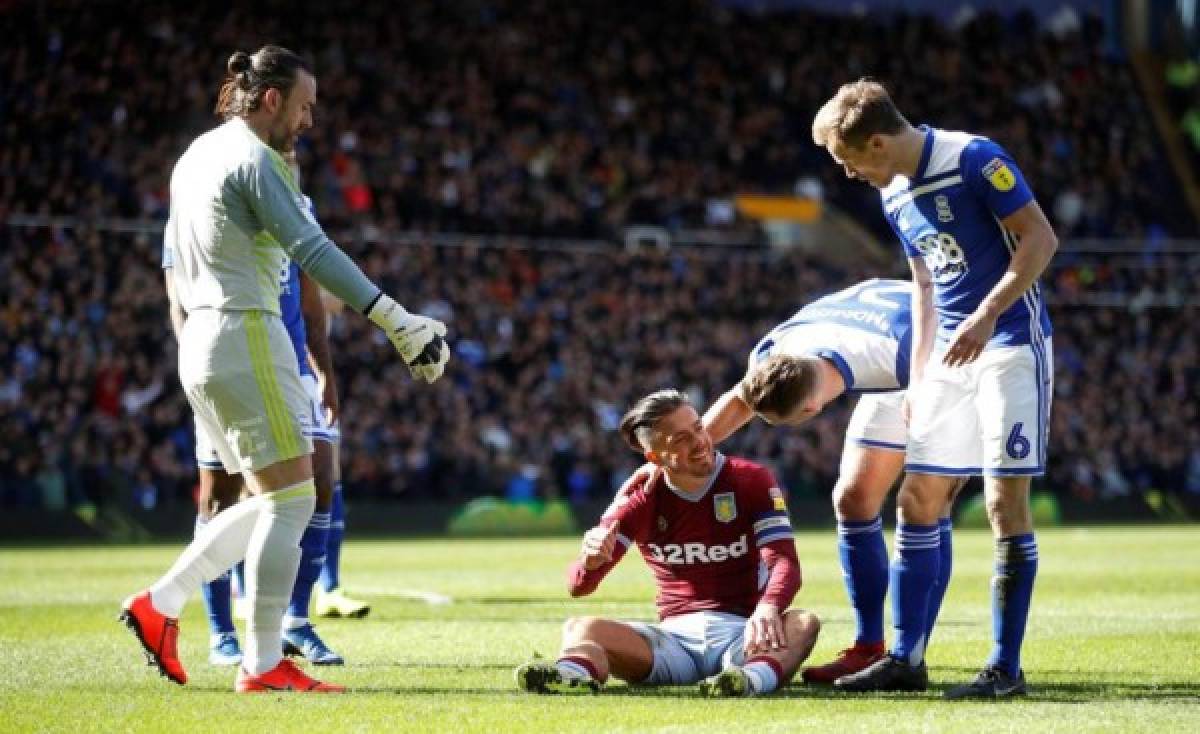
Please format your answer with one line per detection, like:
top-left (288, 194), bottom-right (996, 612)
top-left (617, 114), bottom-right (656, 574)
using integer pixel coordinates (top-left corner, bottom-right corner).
top-left (355, 587), bottom-right (454, 605)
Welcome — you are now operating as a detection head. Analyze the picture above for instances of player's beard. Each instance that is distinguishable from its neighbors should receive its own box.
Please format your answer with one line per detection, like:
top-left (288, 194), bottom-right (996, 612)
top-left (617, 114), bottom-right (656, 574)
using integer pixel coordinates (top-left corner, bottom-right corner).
top-left (267, 112), bottom-right (296, 153)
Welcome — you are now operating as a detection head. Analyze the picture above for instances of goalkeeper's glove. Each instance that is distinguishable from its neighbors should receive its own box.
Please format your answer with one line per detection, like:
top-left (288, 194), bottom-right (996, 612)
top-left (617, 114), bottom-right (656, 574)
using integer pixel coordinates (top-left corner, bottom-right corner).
top-left (366, 293), bottom-right (449, 383)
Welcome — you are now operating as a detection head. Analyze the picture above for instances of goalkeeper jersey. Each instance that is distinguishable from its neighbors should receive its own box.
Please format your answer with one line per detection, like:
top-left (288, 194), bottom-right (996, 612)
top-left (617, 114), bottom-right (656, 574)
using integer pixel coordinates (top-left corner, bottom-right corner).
top-left (163, 117), bottom-right (377, 316)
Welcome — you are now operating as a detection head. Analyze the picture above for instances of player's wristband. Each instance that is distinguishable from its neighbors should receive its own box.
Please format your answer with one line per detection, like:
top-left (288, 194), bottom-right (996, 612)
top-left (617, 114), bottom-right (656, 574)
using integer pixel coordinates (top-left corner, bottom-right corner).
top-left (366, 293), bottom-right (408, 332)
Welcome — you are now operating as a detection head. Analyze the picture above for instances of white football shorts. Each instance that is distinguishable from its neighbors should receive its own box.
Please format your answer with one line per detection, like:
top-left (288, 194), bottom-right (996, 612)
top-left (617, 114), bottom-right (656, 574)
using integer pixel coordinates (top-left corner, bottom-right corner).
top-left (905, 338), bottom-right (1053, 477)
top-left (300, 372), bottom-right (339, 444)
top-left (625, 611), bottom-right (749, 685)
top-left (181, 309), bottom-right (313, 474)
top-left (845, 391), bottom-right (907, 454)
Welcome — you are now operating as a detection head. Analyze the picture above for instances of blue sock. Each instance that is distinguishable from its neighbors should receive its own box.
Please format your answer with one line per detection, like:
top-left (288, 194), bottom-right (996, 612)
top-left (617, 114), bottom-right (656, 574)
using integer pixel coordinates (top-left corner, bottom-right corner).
top-left (987, 533), bottom-right (1038, 677)
top-left (286, 510), bottom-right (331, 626)
top-left (924, 517), bottom-right (954, 645)
top-left (837, 515), bottom-right (889, 645)
top-left (196, 515), bottom-right (235, 635)
top-left (889, 522), bottom-right (941, 666)
top-left (319, 482), bottom-right (345, 593)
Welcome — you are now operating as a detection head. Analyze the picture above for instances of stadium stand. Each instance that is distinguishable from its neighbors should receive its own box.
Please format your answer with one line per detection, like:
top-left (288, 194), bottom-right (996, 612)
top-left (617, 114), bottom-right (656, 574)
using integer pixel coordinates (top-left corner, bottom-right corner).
top-left (1, 1), bottom-right (1197, 511)
top-left (2, 225), bottom-right (1197, 510)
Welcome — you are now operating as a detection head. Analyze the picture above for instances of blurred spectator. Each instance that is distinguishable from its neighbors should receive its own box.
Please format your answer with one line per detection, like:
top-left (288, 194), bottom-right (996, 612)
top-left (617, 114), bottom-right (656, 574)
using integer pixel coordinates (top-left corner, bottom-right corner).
top-left (0, 1), bottom-right (1191, 238)
top-left (1, 1), bottom-right (1196, 510)
top-left (1, 224), bottom-right (1196, 510)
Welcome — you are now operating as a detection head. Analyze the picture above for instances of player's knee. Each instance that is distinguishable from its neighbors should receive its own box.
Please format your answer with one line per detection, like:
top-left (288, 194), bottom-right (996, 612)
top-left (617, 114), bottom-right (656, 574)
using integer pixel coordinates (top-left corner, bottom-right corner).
top-left (832, 480), bottom-right (880, 521)
top-left (787, 610), bottom-right (820, 645)
top-left (897, 478), bottom-right (944, 524)
top-left (984, 491), bottom-right (1029, 530)
top-left (562, 615), bottom-right (603, 643)
top-left (312, 465), bottom-right (334, 507)
top-left (311, 444), bottom-right (335, 506)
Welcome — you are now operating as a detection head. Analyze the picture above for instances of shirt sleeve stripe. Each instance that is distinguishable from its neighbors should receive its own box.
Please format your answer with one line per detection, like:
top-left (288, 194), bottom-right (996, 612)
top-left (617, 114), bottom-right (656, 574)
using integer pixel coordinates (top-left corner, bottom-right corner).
top-left (756, 528), bottom-right (794, 545)
top-left (753, 516), bottom-right (792, 533)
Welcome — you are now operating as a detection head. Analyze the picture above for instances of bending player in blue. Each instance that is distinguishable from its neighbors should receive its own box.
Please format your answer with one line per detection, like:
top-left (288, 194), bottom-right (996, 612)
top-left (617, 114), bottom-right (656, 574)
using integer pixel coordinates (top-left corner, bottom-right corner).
top-left (812, 79), bottom-right (1056, 698)
top-left (699, 278), bottom-right (963, 685)
top-left (162, 153), bottom-right (349, 666)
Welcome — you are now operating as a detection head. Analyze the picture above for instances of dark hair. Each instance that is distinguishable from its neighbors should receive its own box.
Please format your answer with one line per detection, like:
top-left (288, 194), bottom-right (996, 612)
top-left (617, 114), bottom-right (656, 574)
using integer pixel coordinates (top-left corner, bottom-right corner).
top-left (740, 355), bottom-right (819, 416)
top-left (618, 389), bottom-right (690, 452)
top-left (812, 77), bottom-right (909, 149)
top-left (215, 45), bottom-right (311, 120)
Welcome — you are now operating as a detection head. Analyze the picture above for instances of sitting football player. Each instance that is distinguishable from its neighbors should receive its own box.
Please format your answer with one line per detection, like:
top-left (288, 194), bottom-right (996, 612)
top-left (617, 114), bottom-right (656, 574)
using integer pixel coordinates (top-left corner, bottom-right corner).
top-left (515, 389), bottom-right (819, 696)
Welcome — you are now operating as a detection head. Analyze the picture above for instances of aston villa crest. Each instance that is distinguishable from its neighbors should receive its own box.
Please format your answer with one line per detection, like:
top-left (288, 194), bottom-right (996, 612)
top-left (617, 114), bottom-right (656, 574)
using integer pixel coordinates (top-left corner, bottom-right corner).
top-left (713, 492), bottom-right (737, 523)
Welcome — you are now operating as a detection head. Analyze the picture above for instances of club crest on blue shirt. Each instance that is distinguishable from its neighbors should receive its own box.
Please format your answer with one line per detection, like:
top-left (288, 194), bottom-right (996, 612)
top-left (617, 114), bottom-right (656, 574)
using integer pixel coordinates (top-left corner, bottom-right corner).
top-left (935, 194), bottom-right (954, 223)
top-left (713, 492), bottom-right (737, 523)
top-left (982, 157), bottom-right (1016, 192)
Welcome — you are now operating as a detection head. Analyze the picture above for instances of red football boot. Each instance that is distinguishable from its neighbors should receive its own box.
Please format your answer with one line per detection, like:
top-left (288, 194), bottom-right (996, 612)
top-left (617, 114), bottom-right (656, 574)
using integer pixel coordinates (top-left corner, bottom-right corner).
top-left (119, 590), bottom-right (187, 685)
top-left (235, 659), bottom-right (346, 693)
top-left (801, 641), bottom-right (886, 684)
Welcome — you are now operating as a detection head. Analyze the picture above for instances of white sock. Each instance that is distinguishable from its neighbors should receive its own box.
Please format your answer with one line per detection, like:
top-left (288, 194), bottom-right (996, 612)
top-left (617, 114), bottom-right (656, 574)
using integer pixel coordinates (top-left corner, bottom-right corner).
top-left (555, 659), bottom-right (593, 682)
top-left (149, 495), bottom-right (266, 618)
top-left (244, 481), bottom-right (316, 675)
top-left (743, 660), bottom-right (780, 695)
top-left (282, 615), bottom-right (308, 631)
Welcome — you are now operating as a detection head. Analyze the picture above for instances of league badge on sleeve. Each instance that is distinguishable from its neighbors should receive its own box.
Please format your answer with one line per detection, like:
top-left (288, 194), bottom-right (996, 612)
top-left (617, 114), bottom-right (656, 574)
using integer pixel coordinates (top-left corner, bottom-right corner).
top-left (982, 157), bottom-right (1016, 192)
top-left (768, 487), bottom-right (788, 512)
top-left (713, 493), bottom-right (737, 523)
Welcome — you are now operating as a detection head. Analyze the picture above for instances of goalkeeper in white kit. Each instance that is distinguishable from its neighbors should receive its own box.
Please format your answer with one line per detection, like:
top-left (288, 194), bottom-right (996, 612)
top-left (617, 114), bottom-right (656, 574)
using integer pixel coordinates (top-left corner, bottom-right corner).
top-left (119, 44), bottom-right (448, 693)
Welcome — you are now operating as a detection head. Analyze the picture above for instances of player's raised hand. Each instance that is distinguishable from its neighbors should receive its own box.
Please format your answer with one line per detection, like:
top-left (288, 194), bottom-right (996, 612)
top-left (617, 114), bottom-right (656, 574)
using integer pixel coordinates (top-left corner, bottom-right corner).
top-left (580, 523), bottom-right (620, 571)
top-left (942, 309), bottom-right (997, 367)
top-left (744, 602), bottom-right (787, 656)
top-left (366, 293), bottom-right (450, 383)
top-left (635, 461), bottom-right (663, 490)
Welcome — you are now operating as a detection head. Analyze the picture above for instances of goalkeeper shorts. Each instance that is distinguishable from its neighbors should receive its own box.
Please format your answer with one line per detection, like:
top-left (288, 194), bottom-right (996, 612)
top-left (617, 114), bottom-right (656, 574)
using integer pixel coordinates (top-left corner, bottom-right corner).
top-left (180, 309), bottom-right (313, 474)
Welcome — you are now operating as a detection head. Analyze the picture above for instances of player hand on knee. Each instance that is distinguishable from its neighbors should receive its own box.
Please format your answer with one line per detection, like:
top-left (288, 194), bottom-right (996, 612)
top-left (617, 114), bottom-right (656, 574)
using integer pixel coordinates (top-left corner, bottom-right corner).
top-left (367, 294), bottom-right (450, 383)
top-left (580, 523), bottom-right (620, 570)
top-left (743, 602), bottom-right (787, 655)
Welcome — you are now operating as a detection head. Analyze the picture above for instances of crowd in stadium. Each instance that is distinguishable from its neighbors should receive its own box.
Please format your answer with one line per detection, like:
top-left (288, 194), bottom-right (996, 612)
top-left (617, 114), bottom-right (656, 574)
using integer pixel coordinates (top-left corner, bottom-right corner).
top-left (1, 1), bottom-right (1197, 510)
top-left (1, 224), bottom-right (1196, 511)
top-left (0, 0), bottom-right (1189, 239)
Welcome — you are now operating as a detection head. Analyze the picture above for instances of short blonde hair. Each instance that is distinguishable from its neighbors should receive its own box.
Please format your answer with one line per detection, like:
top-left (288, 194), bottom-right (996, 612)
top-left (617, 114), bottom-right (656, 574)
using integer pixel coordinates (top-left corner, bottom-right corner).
top-left (812, 78), bottom-right (909, 150)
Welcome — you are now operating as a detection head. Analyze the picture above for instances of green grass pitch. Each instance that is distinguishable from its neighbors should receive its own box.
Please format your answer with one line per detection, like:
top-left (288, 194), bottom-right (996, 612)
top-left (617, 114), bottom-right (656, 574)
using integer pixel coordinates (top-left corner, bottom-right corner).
top-left (1, 527), bottom-right (1198, 733)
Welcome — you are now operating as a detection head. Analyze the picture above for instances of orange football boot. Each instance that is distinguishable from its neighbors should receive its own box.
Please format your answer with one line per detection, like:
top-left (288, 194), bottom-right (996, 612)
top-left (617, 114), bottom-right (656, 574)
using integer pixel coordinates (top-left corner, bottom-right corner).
top-left (235, 659), bottom-right (346, 693)
top-left (119, 590), bottom-right (187, 685)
